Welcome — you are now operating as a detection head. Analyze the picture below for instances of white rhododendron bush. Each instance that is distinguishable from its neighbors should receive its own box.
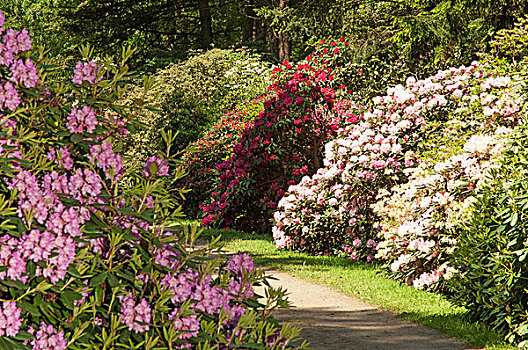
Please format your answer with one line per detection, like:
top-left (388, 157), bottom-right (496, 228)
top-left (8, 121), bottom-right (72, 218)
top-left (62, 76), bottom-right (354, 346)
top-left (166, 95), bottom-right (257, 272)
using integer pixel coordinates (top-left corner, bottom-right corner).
top-left (273, 61), bottom-right (522, 269)
top-left (374, 130), bottom-right (513, 291)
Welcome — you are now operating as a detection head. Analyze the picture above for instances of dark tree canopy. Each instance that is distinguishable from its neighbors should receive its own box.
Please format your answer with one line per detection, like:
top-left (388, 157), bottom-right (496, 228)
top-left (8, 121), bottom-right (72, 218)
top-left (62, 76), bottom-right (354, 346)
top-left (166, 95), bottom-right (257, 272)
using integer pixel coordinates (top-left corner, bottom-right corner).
top-left (3, 0), bottom-right (528, 70)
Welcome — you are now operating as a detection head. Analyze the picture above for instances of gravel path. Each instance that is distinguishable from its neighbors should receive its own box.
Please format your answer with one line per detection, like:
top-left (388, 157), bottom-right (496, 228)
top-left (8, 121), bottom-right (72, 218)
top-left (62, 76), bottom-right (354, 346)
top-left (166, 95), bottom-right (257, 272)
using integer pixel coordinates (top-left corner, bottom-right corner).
top-left (259, 270), bottom-right (470, 350)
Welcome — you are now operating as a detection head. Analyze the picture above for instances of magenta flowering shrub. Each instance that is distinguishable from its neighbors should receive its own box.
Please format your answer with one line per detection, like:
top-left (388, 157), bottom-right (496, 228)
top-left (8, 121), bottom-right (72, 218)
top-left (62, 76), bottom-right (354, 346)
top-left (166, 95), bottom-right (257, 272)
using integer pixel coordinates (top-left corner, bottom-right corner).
top-left (0, 12), bottom-right (305, 349)
top-left (272, 61), bottom-right (522, 261)
top-left (200, 40), bottom-right (358, 232)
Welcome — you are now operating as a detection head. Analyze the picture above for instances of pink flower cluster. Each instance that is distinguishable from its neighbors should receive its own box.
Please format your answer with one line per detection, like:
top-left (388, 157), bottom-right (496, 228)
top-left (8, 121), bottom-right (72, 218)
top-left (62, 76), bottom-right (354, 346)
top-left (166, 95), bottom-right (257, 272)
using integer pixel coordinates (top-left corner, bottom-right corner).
top-left (67, 106), bottom-right (98, 134)
top-left (375, 128), bottom-right (513, 290)
top-left (119, 293), bottom-right (152, 333)
top-left (226, 252), bottom-right (254, 277)
top-left (72, 60), bottom-right (101, 85)
top-left (157, 253), bottom-right (256, 344)
top-left (0, 301), bottom-right (22, 337)
top-left (29, 323), bottom-right (67, 350)
top-left (1, 167), bottom-right (101, 283)
top-left (0, 82), bottom-right (20, 111)
top-left (0, 28), bottom-right (31, 66)
top-left (46, 146), bottom-right (74, 170)
top-left (10, 58), bottom-right (38, 88)
top-left (170, 312), bottom-right (200, 343)
top-left (88, 141), bottom-right (124, 181)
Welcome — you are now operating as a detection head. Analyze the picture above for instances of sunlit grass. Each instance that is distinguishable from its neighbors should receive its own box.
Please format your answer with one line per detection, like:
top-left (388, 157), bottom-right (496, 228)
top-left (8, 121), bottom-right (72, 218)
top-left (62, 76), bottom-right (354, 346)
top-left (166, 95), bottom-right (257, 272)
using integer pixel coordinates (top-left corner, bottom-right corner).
top-left (201, 228), bottom-right (515, 350)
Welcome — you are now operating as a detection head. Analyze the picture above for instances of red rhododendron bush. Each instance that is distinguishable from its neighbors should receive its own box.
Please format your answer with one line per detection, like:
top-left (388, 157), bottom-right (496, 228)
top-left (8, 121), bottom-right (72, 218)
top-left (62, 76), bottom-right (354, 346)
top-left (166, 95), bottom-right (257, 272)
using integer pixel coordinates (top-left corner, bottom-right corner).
top-left (0, 12), bottom-right (306, 349)
top-left (273, 61), bottom-right (522, 264)
top-left (199, 40), bottom-right (362, 232)
top-left (178, 97), bottom-right (266, 218)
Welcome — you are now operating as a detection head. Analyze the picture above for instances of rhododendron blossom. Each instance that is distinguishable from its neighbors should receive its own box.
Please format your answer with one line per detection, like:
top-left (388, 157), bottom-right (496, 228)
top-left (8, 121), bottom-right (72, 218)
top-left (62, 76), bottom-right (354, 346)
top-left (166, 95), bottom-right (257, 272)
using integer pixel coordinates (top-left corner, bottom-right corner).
top-left (119, 293), bottom-right (152, 333)
top-left (67, 105), bottom-right (98, 133)
top-left (72, 60), bottom-right (101, 85)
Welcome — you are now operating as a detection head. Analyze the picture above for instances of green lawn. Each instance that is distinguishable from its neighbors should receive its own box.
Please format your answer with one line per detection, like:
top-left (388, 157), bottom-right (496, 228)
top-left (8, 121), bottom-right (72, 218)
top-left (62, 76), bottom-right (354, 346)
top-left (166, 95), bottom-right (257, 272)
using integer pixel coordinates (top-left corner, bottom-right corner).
top-left (200, 228), bottom-right (515, 350)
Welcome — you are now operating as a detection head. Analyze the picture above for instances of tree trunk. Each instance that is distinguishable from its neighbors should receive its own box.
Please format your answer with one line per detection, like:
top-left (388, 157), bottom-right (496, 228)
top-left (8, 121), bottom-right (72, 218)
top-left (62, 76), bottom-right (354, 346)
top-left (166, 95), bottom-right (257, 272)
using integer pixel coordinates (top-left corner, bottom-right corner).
top-left (242, 0), bottom-right (256, 43)
top-left (313, 135), bottom-right (320, 170)
top-left (278, 0), bottom-right (291, 61)
top-left (278, 31), bottom-right (291, 62)
top-left (198, 0), bottom-right (213, 49)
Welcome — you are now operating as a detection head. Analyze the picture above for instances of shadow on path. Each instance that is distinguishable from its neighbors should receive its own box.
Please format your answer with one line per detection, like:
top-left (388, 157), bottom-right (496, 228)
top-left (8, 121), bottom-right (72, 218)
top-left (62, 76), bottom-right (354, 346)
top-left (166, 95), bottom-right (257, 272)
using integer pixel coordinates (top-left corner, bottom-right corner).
top-left (259, 270), bottom-right (469, 350)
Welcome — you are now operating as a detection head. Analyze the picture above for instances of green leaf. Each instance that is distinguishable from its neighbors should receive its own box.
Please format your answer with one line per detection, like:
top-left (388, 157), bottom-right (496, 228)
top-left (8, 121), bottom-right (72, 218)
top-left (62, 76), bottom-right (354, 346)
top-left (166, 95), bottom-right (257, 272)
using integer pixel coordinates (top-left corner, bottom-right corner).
top-left (67, 265), bottom-right (83, 278)
top-left (89, 272), bottom-right (108, 287)
top-left (13, 331), bottom-right (34, 341)
top-left (238, 343), bottom-right (265, 349)
top-left (118, 207), bottom-right (135, 216)
top-left (0, 337), bottom-right (27, 350)
top-left (35, 280), bottom-right (53, 292)
top-left (1, 279), bottom-right (26, 289)
top-left (70, 133), bottom-right (85, 144)
top-left (511, 212), bottom-right (518, 227)
top-left (149, 161), bottom-right (159, 175)
top-left (61, 291), bottom-right (82, 310)
top-left (108, 273), bottom-right (120, 287)
top-left (20, 301), bottom-right (40, 317)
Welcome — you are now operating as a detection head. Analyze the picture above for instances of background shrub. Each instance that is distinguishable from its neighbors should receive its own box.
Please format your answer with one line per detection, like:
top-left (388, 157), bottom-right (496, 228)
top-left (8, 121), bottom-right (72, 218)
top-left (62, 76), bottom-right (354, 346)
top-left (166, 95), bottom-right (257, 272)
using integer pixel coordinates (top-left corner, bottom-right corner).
top-left (123, 48), bottom-right (271, 167)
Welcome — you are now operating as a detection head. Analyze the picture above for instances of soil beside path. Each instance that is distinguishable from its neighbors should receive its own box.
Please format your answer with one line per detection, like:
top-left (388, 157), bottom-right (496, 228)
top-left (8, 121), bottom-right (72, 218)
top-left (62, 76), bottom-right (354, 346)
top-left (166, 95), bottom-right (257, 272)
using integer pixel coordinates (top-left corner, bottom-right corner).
top-left (259, 270), bottom-right (469, 350)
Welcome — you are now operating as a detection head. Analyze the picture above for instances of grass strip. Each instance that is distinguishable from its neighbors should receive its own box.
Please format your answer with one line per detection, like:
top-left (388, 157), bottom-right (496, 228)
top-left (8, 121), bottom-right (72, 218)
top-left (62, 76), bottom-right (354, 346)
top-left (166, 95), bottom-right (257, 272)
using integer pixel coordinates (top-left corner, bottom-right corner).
top-left (201, 228), bottom-right (515, 350)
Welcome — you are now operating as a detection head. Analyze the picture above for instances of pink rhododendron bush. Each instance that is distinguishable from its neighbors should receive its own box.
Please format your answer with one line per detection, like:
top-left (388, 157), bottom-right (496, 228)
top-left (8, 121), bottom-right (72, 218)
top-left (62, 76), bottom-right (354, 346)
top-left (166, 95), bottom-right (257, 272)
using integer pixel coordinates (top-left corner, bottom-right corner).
top-left (200, 40), bottom-right (361, 232)
top-left (0, 13), bottom-right (306, 349)
top-left (273, 61), bottom-right (522, 262)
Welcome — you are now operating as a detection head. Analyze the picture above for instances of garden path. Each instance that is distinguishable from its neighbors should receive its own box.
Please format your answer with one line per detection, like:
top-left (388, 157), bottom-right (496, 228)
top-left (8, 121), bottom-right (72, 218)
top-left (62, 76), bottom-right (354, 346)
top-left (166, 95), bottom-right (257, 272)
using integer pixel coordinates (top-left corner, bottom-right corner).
top-left (257, 270), bottom-right (470, 350)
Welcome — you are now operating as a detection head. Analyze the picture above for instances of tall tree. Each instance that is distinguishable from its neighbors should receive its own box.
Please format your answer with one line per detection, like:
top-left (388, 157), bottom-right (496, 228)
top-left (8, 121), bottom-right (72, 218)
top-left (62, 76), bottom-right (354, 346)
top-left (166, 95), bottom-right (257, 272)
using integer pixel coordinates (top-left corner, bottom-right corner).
top-left (198, 0), bottom-right (213, 48)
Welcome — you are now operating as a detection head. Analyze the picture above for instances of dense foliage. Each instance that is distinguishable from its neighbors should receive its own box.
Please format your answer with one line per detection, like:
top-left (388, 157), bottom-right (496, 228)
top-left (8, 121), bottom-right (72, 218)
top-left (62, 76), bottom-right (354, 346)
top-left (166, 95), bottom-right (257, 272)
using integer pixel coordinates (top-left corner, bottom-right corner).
top-left (5, 0), bottom-right (528, 72)
top-left (178, 97), bottom-right (266, 218)
top-left (123, 48), bottom-right (270, 167)
top-left (0, 13), bottom-right (305, 349)
top-left (449, 124), bottom-right (528, 347)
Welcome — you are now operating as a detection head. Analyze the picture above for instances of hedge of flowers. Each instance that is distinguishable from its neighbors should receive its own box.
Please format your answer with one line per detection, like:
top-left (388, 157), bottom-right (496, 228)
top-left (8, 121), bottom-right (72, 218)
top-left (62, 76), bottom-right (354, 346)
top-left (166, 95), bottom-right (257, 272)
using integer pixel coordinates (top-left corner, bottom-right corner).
top-left (199, 39), bottom-right (357, 232)
top-left (273, 61), bottom-right (522, 261)
top-left (0, 12), bottom-right (305, 349)
top-left (373, 66), bottom-right (523, 290)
